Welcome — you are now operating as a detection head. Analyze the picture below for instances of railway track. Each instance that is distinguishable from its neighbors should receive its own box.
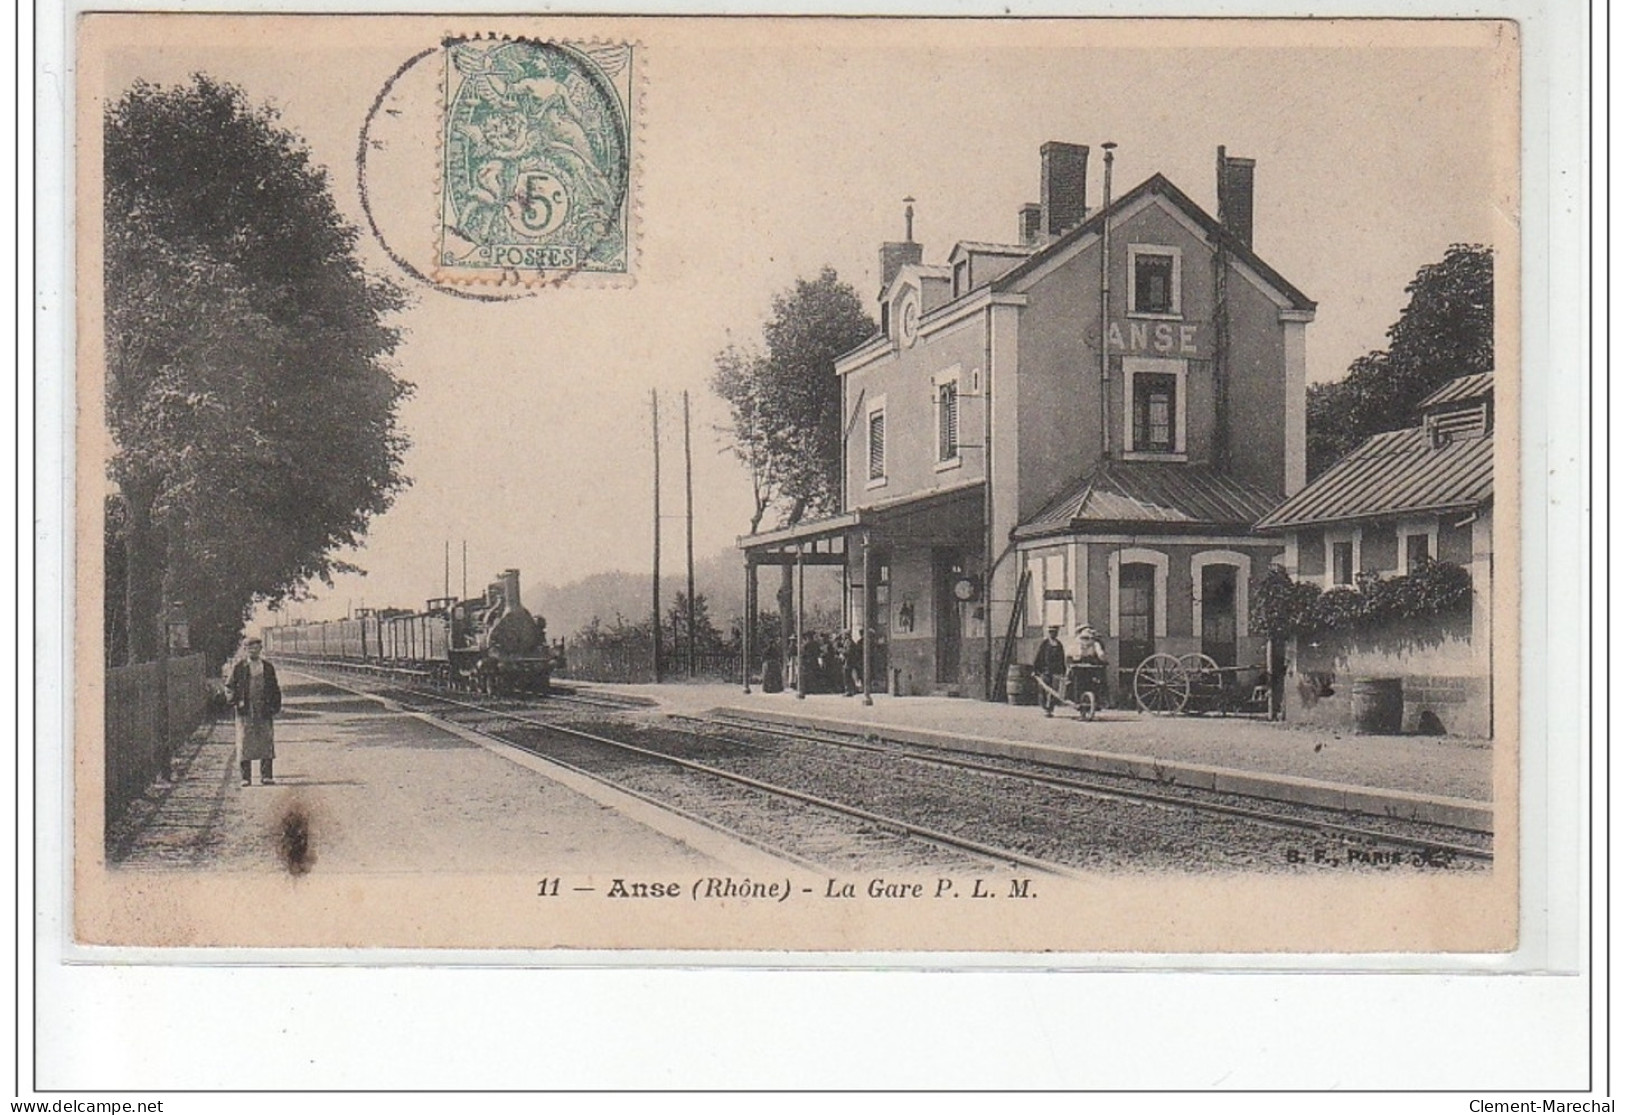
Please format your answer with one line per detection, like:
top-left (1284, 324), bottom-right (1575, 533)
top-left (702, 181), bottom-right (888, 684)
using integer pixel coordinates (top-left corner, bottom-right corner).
top-left (301, 667), bottom-right (1489, 874)
top-left (694, 712), bottom-right (1493, 866)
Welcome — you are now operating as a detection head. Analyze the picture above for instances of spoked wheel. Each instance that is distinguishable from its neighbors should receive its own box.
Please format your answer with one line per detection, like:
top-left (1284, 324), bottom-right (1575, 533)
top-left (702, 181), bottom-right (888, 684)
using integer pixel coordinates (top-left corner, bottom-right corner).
top-left (1178, 653), bottom-right (1225, 712)
top-left (1133, 653), bottom-right (1190, 714)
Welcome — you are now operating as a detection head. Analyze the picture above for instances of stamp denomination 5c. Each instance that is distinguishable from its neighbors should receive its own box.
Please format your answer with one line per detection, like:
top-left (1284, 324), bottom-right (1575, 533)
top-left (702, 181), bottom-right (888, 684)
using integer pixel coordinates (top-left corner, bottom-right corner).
top-left (436, 36), bottom-right (632, 285)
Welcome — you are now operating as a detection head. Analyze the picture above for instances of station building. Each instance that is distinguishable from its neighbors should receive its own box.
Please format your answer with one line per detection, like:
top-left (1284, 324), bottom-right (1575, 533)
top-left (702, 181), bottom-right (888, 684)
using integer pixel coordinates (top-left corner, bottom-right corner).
top-left (740, 142), bottom-right (1315, 700)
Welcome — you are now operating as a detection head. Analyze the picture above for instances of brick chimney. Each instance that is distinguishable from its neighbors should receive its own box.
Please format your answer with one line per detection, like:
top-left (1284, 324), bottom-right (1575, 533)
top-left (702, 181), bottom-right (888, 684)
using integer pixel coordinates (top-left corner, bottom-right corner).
top-left (1018, 203), bottom-right (1043, 245)
top-left (1040, 142), bottom-right (1090, 240)
top-left (878, 196), bottom-right (923, 292)
top-left (1216, 148), bottom-right (1255, 248)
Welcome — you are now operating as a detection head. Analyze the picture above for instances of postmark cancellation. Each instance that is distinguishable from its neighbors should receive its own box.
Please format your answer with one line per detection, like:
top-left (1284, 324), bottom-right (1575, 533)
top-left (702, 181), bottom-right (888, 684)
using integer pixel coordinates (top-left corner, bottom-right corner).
top-left (435, 36), bottom-right (633, 286)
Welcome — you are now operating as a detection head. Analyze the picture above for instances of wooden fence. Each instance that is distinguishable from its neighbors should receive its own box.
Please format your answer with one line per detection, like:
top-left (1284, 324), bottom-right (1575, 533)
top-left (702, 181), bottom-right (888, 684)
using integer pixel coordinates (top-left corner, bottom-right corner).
top-left (560, 645), bottom-right (743, 685)
top-left (105, 654), bottom-right (208, 821)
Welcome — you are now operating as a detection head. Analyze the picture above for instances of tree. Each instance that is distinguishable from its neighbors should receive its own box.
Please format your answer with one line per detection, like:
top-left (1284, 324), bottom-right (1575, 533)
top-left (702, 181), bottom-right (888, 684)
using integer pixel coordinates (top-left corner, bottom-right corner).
top-left (664, 592), bottom-right (728, 657)
top-left (711, 267), bottom-right (876, 531)
top-left (104, 76), bottom-right (411, 665)
top-left (1306, 244), bottom-right (1492, 478)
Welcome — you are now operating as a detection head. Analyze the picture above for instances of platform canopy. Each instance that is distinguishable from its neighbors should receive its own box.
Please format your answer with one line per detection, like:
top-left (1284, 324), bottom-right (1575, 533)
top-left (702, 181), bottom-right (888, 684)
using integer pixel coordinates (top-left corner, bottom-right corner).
top-left (737, 480), bottom-right (986, 565)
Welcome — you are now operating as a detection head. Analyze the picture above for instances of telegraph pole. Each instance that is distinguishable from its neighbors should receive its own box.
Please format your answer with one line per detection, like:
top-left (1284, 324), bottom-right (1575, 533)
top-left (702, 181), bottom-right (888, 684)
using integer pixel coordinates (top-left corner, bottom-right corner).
top-left (683, 390), bottom-right (696, 678)
top-left (1100, 140), bottom-right (1117, 462)
top-left (461, 540), bottom-right (468, 599)
top-left (651, 389), bottom-right (664, 683)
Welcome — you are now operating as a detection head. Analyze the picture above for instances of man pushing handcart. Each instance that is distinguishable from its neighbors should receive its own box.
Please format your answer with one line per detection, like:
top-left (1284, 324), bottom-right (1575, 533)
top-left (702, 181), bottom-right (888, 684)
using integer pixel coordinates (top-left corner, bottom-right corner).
top-left (1032, 623), bottom-right (1108, 720)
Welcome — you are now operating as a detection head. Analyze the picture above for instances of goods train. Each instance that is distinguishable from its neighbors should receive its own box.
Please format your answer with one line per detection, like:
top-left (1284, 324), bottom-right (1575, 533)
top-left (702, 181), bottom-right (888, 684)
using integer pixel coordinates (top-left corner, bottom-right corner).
top-left (263, 568), bottom-right (562, 694)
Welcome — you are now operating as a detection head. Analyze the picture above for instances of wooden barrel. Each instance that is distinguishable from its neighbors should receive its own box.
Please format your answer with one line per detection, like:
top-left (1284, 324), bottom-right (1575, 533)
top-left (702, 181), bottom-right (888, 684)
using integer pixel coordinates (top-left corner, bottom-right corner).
top-left (1005, 663), bottom-right (1036, 705)
top-left (1351, 677), bottom-right (1403, 734)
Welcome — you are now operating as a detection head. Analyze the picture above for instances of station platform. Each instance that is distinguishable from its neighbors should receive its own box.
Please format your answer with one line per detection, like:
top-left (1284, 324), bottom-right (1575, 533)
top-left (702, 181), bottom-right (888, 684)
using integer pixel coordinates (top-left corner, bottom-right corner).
top-left (593, 682), bottom-right (1497, 832)
top-left (107, 673), bottom-right (784, 875)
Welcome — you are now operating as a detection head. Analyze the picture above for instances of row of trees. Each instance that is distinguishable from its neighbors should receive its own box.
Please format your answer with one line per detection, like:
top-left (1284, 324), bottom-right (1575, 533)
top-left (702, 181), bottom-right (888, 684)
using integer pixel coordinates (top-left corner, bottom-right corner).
top-left (104, 77), bottom-right (412, 667)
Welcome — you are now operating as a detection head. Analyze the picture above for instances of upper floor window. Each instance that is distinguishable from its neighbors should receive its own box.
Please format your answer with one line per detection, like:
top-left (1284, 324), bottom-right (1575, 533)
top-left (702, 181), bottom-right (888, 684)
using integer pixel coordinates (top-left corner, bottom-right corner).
top-left (935, 373), bottom-right (960, 465)
top-left (1129, 245), bottom-right (1182, 317)
top-left (952, 259), bottom-right (970, 299)
top-left (866, 403), bottom-right (887, 485)
top-left (1123, 357), bottom-right (1186, 458)
top-left (1133, 374), bottom-right (1177, 453)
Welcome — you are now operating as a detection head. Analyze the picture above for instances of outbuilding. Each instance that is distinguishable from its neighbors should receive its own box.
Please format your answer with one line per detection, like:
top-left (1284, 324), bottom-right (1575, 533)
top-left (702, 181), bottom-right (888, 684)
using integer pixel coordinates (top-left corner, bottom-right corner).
top-left (1254, 372), bottom-right (1495, 736)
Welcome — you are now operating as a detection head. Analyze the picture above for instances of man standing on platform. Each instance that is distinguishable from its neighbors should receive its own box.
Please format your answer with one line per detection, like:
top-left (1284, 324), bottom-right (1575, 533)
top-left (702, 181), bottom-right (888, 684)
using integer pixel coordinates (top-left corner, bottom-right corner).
top-left (1033, 624), bottom-right (1067, 717)
top-left (226, 637), bottom-right (282, 786)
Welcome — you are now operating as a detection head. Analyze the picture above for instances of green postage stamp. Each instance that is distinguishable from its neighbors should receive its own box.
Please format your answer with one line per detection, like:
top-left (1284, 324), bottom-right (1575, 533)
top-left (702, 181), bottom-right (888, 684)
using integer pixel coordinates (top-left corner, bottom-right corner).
top-left (437, 36), bottom-right (633, 285)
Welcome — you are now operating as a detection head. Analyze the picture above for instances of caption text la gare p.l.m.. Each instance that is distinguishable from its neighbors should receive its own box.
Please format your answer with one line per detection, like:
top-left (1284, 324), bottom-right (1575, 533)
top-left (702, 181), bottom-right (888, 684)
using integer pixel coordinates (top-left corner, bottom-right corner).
top-left (536, 877), bottom-right (1037, 903)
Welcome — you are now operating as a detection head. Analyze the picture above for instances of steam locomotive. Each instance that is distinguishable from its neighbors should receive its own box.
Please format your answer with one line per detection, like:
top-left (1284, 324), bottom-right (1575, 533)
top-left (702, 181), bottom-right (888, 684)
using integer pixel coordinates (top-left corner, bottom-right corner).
top-left (262, 568), bottom-right (562, 694)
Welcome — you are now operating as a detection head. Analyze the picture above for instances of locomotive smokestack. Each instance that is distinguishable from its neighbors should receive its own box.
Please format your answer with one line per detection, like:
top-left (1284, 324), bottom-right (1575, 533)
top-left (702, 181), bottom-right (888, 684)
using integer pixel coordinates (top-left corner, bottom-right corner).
top-left (498, 569), bottom-right (523, 612)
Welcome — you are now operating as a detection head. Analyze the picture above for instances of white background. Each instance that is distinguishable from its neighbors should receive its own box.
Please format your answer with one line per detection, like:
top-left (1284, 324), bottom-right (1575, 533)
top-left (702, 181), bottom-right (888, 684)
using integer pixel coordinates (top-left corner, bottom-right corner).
top-left (20, 0), bottom-right (1600, 1105)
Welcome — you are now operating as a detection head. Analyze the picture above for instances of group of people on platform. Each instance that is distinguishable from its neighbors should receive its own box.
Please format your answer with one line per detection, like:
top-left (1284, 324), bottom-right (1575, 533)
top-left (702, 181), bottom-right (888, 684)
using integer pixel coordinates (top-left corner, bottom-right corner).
top-left (761, 628), bottom-right (885, 696)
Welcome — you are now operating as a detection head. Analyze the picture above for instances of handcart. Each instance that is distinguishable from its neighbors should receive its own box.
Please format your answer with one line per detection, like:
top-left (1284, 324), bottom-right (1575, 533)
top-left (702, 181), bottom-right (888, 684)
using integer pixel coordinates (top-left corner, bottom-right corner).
top-left (1033, 662), bottom-right (1108, 720)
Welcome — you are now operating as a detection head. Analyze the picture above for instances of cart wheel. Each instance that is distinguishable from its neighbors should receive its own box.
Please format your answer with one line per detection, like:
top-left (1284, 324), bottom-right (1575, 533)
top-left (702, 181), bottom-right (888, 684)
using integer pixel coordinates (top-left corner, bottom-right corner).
top-left (1078, 692), bottom-right (1096, 721)
top-left (1134, 653), bottom-right (1189, 714)
top-left (1177, 652), bottom-right (1224, 712)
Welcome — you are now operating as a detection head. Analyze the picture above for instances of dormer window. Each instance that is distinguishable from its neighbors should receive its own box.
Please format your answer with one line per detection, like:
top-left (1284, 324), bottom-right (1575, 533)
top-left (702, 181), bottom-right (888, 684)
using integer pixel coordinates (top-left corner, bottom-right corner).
top-left (953, 259), bottom-right (970, 299)
top-left (1129, 245), bottom-right (1182, 317)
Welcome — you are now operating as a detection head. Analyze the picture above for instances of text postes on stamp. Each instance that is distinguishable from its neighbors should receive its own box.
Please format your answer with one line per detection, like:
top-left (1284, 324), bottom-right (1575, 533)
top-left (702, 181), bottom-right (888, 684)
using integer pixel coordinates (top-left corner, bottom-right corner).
top-left (436, 37), bottom-right (632, 285)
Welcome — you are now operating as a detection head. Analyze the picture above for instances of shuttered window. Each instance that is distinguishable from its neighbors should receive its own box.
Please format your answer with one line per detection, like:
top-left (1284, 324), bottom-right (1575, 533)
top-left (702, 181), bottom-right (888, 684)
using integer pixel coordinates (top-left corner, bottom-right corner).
top-left (937, 381), bottom-right (959, 461)
top-left (867, 409), bottom-right (886, 481)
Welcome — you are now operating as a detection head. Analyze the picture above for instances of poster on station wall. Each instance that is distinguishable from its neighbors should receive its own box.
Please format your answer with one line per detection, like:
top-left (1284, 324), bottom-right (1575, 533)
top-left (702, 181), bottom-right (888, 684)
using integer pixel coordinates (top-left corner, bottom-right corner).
top-left (67, 14), bottom-right (1538, 969)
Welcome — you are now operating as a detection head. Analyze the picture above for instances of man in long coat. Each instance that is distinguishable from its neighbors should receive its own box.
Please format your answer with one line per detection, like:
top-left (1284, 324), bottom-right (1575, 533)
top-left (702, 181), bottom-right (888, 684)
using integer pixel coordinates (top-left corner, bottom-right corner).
top-left (1033, 624), bottom-right (1068, 717)
top-left (226, 637), bottom-right (282, 786)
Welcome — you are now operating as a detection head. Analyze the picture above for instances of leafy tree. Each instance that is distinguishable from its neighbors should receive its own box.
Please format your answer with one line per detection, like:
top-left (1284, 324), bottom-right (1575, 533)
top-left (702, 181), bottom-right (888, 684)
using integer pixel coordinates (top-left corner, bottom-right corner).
top-left (664, 592), bottom-right (729, 656)
top-left (1306, 244), bottom-right (1492, 478)
top-left (711, 267), bottom-right (875, 531)
top-left (104, 76), bottom-right (411, 665)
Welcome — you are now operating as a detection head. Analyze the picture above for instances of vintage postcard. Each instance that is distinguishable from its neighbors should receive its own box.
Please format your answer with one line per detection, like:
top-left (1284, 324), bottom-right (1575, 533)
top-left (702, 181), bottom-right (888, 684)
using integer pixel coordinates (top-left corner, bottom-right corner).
top-left (76, 13), bottom-right (1522, 953)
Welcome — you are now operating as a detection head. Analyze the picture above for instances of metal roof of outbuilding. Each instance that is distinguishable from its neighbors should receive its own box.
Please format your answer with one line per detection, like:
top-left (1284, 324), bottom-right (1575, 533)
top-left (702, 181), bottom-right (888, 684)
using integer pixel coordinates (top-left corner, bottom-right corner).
top-left (1254, 427), bottom-right (1493, 532)
top-left (1016, 461), bottom-right (1283, 539)
top-left (1418, 371), bottom-right (1495, 410)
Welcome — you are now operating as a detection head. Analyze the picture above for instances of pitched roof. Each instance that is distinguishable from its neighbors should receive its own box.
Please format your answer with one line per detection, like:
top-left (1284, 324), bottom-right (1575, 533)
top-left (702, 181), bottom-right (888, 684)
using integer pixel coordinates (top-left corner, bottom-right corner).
top-left (949, 240), bottom-right (1036, 258)
top-left (1254, 427), bottom-right (1493, 531)
top-left (991, 173), bottom-right (1316, 312)
top-left (1016, 460), bottom-right (1284, 539)
top-left (1419, 371), bottom-right (1494, 409)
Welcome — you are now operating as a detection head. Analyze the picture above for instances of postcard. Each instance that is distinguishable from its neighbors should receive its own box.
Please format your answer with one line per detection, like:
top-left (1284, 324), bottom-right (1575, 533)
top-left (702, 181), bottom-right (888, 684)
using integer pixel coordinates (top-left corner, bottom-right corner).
top-left (76, 13), bottom-right (1521, 953)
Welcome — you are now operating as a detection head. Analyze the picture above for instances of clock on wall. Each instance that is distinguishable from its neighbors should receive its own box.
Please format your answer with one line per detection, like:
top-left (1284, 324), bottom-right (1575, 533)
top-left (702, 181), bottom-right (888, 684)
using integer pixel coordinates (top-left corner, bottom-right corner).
top-left (898, 290), bottom-right (920, 347)
top-left (952, 575), bottom-right (981, 602)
